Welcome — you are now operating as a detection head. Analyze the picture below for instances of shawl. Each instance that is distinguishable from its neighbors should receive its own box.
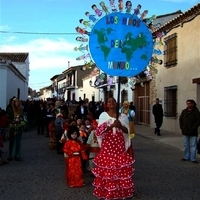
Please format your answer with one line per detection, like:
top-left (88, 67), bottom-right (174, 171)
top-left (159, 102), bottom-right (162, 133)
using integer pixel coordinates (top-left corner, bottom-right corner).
top-left (97, 112), bottom-right (130, 150)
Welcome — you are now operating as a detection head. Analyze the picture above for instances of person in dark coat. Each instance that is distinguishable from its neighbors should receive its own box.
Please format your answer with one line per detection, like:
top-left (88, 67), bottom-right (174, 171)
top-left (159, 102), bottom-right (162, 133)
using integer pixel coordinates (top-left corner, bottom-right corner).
top-left (75, 100), bottom-right (89, 120)
top-left (152, 98), bottom-right (163, 136)
top-left (179, 99), bottom-right (200, 163)
top-left (36, 102), bottom-right (46, 135)
top-left (58, 99), bottom-right (68, 120)
top-left (129, 102), bottom-right (136, 112)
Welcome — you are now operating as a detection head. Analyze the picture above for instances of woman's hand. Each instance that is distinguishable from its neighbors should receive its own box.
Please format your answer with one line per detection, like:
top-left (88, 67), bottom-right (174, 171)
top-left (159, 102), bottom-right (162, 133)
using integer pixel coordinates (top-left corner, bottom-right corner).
top-left (105, 120), bottom-right (127, 134)
top-left (112, 120), bottom-right (122, 128)
top-left (112, 120), bottom-right (128, 133)
top-left (73, 152), bottom-right (80, 155)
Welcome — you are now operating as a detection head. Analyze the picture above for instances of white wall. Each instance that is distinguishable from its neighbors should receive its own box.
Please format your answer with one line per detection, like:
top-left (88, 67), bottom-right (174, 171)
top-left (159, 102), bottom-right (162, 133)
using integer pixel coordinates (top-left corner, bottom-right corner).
top-left (82, 76), bottom-right (100, 102)
top-left (14, 61), bottom-right (29, 100)
top-left (41, 89), bottom-right (53, 101)
top-left (153, 16), bottom-right (200, 133)
top-left (0, 62), bottom-right (27, 109)
top-left (7, 66), bottom-right (27, 101)
top-left (0, 65), bottom-right (8, 109)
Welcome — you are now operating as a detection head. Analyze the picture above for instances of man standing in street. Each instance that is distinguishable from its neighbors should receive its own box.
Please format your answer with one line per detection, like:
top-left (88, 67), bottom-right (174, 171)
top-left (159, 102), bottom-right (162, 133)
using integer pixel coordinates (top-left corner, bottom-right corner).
top-left (59, 99), bottom-right (68, 120)
top-left (152, 98), bottom-right (163, 136)
top-left (179, 99), bottom-right (200, 164)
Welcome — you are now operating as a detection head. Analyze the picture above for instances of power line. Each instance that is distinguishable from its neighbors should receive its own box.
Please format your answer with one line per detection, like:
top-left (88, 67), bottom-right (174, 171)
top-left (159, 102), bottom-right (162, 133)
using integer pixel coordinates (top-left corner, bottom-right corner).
top-left (0, 31), bottom-right (78, 35)
top-left (29, 81), bottom-right (52, 85)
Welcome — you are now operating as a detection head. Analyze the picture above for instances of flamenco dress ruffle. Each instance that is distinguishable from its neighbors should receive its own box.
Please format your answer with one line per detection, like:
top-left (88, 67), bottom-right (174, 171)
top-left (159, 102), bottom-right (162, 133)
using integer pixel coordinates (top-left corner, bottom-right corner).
top-left (92, 151), bottom-right (135, 199)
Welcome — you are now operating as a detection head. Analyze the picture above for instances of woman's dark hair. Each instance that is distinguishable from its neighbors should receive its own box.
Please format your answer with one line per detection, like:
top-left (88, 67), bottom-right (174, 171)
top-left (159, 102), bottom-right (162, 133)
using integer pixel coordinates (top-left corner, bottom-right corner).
top-left (67, 125), bottom-right (80, 140)
top-left (84, 117), bottom-right (91, 122)
top-left (186, 99), bottom-right (197, 107)
top-left (91, 4), bottom-right (96, 9)
top-left (106, 97), bottom-right (116, 104)
top-left (79, 123), bottom-right (86, 127)
top-left (50, 102), bottom-right (55, 107)
top-left (105, 97), bottom-right (118, 112)
top-left (126, 1), bottom-right (132, 6)
top-left (68, 119), bottom-right (77, 125)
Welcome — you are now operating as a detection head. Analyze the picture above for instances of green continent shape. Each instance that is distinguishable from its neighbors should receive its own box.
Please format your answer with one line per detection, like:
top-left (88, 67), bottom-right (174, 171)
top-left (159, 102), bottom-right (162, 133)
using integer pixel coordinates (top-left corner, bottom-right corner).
top-left (94, 28), bottom-right (110, 60)
top-left (106, 28), bottom-right (114, 34)
top-left (93, 29), bottom-right (108, 45)
top-left (101, 45), bottom-right (111, 60)
top-left (93, 28), bottom-right (110, 60)
top-left (121, 48), bottom-right (132, 61)
top-left (141, 54), bottom-right (148, 60)
top-left (121, 32), bottom-right (148, 61)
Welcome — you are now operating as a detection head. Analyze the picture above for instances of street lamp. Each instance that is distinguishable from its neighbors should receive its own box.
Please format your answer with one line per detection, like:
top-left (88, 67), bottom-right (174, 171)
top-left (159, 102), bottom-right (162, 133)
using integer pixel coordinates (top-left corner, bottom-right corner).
top-left (89, 80), bottom-right (97, 88)
top-left (89, 80), bottom-right (93, 87)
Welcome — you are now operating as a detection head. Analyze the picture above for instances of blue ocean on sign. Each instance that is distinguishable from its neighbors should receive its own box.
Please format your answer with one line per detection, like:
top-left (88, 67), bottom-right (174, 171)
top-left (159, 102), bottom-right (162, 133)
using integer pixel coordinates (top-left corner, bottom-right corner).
top-left (89, 12), bottom-right (153, 77)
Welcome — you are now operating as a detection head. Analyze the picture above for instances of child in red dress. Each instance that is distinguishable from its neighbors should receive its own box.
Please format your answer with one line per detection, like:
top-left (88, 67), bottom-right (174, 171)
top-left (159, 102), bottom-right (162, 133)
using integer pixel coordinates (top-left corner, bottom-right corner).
top-left (63, 125), bottom-right (87, 187)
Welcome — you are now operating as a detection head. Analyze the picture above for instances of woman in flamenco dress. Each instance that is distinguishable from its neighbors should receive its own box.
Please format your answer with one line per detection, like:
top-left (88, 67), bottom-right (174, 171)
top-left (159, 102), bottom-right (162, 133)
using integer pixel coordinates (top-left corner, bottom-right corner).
top-left (92, 97), bottom-right (135, 199)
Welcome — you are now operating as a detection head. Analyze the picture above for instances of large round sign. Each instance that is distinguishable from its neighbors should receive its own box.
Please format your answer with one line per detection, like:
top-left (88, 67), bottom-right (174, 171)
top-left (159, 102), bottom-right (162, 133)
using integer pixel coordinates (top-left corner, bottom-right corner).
top-left (89, 12), bottom-right (153, 77)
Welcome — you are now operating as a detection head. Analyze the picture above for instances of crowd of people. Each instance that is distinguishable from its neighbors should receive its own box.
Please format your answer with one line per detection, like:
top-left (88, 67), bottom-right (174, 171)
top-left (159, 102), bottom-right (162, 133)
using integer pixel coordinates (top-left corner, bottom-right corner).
top-left (1, 95), bottom-right (200, 198)
top-left (0, 96), bottom-right (136, 199)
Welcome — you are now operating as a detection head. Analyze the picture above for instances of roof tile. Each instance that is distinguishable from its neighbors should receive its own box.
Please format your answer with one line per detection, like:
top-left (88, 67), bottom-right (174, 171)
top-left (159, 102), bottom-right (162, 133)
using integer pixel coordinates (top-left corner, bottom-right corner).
top-left (0, 52), bottom-right (29, 62)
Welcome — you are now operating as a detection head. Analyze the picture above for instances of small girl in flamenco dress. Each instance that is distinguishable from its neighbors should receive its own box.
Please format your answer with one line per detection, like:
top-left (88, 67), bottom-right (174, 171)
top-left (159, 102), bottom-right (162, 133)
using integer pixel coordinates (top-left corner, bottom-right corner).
top-left (63, 125), bottom-right (87, 187)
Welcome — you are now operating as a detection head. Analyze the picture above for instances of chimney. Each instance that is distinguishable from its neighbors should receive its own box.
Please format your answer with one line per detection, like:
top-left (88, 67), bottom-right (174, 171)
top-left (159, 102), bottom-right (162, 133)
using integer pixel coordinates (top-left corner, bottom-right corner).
top-left (68, 61), bottom-right (70, 69)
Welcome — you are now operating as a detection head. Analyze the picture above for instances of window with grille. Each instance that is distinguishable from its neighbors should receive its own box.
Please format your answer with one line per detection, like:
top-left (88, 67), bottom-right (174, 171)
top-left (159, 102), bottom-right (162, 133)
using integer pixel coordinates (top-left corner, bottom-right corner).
top-left (164, 85), bottom-right (177, 117)
top-left (164, 33), bottom-right (177, 68)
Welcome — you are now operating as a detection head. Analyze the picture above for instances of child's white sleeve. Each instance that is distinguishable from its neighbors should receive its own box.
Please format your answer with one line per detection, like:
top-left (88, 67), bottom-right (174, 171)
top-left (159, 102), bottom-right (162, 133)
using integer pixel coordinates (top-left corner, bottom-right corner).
top-left (87, 131), bottom-right (93, 145)
top-left (61, 130), bottom-right (67, 140)
top-left (130, 110), bottom-right (135, 117)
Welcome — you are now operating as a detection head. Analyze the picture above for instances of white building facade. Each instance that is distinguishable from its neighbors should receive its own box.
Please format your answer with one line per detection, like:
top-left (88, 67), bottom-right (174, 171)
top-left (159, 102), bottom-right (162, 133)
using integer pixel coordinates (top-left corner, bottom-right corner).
top-left (0, 60), bottom-right (27, 109)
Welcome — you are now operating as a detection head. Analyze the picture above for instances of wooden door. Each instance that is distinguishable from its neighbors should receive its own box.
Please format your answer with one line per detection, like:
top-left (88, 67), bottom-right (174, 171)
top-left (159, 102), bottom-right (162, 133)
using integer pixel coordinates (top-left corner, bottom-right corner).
top-left (135, 82), bottom-right (150, 125)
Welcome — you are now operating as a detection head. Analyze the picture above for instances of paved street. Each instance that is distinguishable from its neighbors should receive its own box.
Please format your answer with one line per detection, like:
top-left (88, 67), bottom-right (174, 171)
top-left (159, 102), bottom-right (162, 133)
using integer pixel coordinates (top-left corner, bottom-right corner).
top-left (0, 125), bottom-right (200, 200)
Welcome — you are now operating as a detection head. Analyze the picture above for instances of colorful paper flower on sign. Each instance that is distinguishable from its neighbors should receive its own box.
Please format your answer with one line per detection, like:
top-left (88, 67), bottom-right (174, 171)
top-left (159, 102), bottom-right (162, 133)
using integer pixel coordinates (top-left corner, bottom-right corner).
top-left (76, 53), bottom-right (90, 61)
top-left (74, 44), bottom-right (89, 53)
top-left (151, 56), bottom-right (163, 65)
top-left (148, 64), bottom-right (158, 74)
top-left (91, 4), bottom-right (103, 17)
top-left (129, 77), bottom-right (137, 86)
top-left (79, 19), bottom-right (94, 29)
top-left (125, 1), bottom-right (132, 14)
top-left (110, 0), bottom-right (117, 12)
top-left (107, 76), bottom-right (113, 85)
top-left (153, 48), bottom-right (162, 55)
top-left (118, 0), bottom-right (124, 12)
top-left (75, 26), bottom-right (90, 36)
top-left (99, 73), bottom-right (106, 80)
top-left (99, 2), bottom-right (110, 15)
top-left (76, 37), bottom-right (88, 42)
top-left (133, 4), bottom-right (141, 16)
top-left (85, 12), bottom-right (98, 23)
top-left (140, 10), bottom-right (148, 19)
top-left (145, 15), bottom-right (156, 25)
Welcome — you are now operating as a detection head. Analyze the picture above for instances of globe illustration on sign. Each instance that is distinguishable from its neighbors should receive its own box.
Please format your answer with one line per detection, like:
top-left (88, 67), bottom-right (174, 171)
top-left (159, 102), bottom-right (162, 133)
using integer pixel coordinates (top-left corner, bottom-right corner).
top-left (89, 12), bottom-right (153, 77)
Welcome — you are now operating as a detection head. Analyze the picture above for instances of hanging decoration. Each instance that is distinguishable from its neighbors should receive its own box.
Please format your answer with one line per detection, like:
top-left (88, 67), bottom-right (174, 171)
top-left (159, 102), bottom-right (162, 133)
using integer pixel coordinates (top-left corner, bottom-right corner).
top-left (76, 37), bottom-right (88, 42)
top-left (74, 44), bottom-right (89, 53)
top-left (73, 0), bottom-right (167, 88)
top-left (79, 19), bottom-right (94, 29)
top-left (76, 53), bottom-right (90, 61)
top-left (99, 2), bottom-right (110, 15)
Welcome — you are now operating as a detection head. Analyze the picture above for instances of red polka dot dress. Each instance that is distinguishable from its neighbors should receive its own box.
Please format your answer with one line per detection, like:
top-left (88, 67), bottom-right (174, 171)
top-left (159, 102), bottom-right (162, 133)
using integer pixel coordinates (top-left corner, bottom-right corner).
top-left (92, 112), bottom-right (135, 199)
